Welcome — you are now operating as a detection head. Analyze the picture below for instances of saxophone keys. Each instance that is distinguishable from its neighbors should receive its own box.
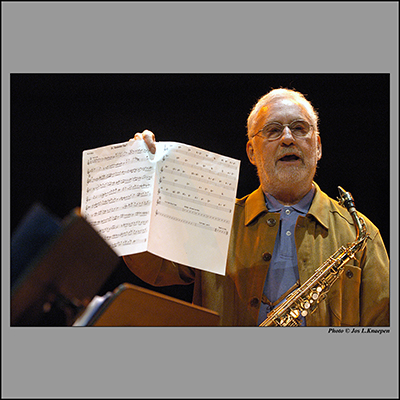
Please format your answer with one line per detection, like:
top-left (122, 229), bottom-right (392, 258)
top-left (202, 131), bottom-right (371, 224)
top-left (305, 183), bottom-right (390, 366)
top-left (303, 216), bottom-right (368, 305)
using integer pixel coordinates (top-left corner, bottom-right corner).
top-left (311, 286), bottom-right (323, 300)
top-left (289, 309), bottom-right (300, 319)
top-left (300, 301), bottom-right (311, 317)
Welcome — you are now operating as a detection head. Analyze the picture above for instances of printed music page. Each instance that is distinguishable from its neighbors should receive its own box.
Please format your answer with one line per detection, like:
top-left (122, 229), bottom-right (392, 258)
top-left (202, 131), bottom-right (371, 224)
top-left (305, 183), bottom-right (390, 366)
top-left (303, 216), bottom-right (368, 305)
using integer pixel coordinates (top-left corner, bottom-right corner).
top-left (81, 139), bottom-right (240, 275)
top-left (81, 139), bottom-right (155, 256)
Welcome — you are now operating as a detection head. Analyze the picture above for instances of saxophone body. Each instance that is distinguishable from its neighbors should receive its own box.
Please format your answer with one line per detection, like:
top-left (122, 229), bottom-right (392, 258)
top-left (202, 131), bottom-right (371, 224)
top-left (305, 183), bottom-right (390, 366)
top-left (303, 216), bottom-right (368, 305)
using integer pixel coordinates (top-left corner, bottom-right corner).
top-left (259, 186), bottom-right (369, 327)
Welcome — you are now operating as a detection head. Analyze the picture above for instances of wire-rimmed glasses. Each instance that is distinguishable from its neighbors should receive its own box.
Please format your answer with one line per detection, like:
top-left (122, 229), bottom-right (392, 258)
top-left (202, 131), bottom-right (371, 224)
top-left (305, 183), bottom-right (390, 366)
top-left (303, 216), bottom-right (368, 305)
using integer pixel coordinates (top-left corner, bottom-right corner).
top-left (252, 120), bottom-right (314, 141)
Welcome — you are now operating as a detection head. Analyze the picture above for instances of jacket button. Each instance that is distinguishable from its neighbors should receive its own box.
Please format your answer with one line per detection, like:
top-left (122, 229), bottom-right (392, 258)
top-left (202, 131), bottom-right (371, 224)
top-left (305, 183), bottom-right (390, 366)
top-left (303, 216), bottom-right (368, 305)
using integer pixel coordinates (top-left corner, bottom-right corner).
top-left (346, 269), bottom-right (354, 279)
top-left (267, 218), bottom-right (276, 227)
top-left (262, 252), bottom-right (272, 262)
top-left (249, 297), bottom-right (260, 307)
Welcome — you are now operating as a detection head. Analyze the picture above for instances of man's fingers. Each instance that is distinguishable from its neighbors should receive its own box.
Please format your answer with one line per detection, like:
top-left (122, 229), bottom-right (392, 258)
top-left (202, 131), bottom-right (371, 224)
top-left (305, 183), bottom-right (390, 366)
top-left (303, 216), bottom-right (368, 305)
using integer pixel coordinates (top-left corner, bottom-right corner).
top-left (142, 130), bottom-right (156, 154)
top-left (142, 130), bottom-right (156, 142)
top-left (131, 132), bottom-right (143, 140)
top-left (130, 130), bottom-right (156, 154)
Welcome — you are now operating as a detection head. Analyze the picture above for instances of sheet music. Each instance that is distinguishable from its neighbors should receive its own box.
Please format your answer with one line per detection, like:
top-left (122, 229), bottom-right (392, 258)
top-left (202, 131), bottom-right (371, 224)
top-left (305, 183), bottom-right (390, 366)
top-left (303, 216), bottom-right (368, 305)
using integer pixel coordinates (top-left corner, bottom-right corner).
top-left (149, 142), bottom-right (240, 274)
top-left (81, 139), bottom-right (240, 275)
top-left (82, 139), bottom-right (155, 255)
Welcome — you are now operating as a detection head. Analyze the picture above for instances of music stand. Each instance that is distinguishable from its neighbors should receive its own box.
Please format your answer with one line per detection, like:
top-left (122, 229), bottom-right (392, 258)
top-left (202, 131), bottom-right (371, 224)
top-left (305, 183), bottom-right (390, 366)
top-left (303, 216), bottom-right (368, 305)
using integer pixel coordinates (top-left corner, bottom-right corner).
top-left (11, 208), bottom-right (121, 326)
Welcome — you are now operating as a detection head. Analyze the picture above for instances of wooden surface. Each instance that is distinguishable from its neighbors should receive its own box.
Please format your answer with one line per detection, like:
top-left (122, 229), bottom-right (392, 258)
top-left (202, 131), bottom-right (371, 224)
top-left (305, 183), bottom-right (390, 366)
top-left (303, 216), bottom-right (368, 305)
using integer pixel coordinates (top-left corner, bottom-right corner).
top-left (90, 283), bottom-right (220, 327)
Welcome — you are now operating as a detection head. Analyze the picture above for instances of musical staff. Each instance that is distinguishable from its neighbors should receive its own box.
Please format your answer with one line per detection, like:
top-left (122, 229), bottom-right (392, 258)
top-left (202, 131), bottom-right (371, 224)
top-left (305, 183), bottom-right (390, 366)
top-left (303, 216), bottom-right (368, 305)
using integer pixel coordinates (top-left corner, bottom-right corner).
top-left (161, 156), bottom-right (237, 181)
top-left (158, 190), bottom-right (231, 213)
top-left (164, 144), bottom-right (238, 170)
top-left (156, 200), bottom-right (230, 225)
top-left (160, 166), bottom-right (236, 191)
top-left (155, 211), bottom-right (229, 235)
top-left (109, 237), bottom-right (147, 249)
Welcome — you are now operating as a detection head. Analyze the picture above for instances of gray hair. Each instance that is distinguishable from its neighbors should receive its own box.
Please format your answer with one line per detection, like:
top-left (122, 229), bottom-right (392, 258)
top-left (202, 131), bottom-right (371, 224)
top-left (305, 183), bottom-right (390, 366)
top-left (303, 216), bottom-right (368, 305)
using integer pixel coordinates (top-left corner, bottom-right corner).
top-left (247, 88), bottom-right (320, 139)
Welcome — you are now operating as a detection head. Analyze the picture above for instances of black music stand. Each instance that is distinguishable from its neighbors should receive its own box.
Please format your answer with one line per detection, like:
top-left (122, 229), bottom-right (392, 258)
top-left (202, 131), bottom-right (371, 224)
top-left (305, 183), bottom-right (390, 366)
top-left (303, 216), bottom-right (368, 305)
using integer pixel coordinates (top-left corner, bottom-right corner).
top-left (11, 206), bottom-right (121, 326)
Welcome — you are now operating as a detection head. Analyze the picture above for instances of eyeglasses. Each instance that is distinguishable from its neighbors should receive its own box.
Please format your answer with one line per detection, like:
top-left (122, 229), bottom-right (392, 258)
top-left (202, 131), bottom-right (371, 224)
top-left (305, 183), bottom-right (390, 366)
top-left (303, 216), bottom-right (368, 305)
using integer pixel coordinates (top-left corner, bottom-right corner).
top-left (252, 120), bottom-right (314, 141)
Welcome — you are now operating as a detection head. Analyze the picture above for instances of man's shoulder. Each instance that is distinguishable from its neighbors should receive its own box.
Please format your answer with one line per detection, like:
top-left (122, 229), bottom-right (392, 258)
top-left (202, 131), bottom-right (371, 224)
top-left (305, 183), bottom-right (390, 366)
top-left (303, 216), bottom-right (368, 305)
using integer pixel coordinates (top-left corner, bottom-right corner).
top-left (235, 193), bottom-right (251, 208)
top-left (235, 186), bottom-right (264, 207)
top-left (312, 183), bottom-right (381, 239)
top-left (233, 187), bottom-right (268, 227)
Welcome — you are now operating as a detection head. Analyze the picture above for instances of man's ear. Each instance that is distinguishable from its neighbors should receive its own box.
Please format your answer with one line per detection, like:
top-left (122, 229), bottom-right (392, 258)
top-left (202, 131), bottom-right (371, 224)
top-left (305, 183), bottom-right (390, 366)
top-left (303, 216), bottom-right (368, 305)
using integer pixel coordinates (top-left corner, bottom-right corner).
top-left (246, 139), bottom-right (257, 166)
top-left (316, 135), bottom-right (322, 161)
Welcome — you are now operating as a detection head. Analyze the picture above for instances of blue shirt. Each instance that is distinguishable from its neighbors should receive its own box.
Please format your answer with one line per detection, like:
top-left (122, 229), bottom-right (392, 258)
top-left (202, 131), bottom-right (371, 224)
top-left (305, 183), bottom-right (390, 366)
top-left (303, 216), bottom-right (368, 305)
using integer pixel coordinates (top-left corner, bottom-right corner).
top-left (257, 186), bottom-right (315, 326)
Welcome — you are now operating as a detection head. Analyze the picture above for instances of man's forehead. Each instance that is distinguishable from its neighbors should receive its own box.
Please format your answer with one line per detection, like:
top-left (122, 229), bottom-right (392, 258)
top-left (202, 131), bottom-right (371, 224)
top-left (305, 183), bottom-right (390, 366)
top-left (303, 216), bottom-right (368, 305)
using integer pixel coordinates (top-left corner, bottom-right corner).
top-left (260, 98), bottom-right (303, 115)
top-left (248, 94), bottom-right (314, 135)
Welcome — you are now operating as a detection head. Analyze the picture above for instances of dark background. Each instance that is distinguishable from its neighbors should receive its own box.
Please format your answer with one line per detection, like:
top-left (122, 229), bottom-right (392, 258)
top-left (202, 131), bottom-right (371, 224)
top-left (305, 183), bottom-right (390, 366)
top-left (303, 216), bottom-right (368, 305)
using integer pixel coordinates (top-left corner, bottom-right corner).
top-left (10, 73), bottom-right (391, 301)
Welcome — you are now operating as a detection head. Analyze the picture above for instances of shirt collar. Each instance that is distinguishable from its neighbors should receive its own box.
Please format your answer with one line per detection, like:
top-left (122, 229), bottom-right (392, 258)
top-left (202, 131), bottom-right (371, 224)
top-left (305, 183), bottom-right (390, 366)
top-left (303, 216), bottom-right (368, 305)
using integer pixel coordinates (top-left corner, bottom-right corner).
top-left (244, 183), bottom-right (330, 229)
top-left (265, 185), bottom-right (315, 214)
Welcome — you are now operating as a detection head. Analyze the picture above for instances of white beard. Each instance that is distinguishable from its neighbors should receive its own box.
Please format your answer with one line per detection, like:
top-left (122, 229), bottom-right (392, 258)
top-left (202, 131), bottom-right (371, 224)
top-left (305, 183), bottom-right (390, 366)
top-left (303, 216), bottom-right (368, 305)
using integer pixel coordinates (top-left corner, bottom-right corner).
top-left (255, 157), bottom-right (318, 204)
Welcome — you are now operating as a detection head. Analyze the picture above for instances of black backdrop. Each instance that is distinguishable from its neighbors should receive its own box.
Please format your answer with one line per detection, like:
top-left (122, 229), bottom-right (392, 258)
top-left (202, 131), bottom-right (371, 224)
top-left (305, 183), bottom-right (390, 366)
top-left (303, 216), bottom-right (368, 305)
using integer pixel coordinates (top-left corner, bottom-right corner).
top-left (10, 73), bottom-right (390, 300)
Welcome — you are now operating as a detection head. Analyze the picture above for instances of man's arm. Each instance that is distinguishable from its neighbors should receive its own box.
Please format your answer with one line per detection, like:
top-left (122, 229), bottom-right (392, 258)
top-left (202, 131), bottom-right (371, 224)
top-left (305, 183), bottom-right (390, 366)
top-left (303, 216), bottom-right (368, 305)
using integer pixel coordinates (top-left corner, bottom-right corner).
top-left (360, 230), bottom-right (390, 326)
top-left (123, 252), bottom-right (196, 287)
top-left (123, 130), bottom-right (196, 287)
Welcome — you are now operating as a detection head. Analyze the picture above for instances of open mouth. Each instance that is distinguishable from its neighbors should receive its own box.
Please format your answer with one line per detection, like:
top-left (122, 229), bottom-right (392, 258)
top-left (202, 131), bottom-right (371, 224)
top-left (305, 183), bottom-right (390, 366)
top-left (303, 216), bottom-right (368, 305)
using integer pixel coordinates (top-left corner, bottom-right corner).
top-left (278, 154), bottom-right (300, 162)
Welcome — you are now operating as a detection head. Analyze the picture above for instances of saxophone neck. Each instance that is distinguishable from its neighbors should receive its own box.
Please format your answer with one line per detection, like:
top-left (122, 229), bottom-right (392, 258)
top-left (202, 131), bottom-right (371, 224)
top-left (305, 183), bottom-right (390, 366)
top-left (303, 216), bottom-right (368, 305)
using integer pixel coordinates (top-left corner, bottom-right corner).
top-left (337, 186), bottom-right (357, 215)
top-left (337, 186), bottom-right (368, 246)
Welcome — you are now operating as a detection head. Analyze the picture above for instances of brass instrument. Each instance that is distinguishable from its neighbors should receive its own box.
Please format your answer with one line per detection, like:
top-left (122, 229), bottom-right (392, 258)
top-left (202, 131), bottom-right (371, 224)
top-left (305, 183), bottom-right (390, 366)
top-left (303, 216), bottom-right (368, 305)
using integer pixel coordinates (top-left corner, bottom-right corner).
top-left (259, 186), bottom-right (369, 327)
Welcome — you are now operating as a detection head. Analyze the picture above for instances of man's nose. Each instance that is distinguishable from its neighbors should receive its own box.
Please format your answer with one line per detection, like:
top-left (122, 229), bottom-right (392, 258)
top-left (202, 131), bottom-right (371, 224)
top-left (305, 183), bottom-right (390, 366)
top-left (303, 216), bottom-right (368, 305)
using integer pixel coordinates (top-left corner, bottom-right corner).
top-left (280, 126), bottom-right (295, 143)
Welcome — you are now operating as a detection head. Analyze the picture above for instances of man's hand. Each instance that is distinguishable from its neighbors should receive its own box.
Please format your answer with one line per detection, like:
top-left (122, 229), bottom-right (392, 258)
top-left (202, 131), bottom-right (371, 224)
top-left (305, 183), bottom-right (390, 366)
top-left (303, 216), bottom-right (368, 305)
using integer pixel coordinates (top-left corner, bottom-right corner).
top-left (130, 130), bottom-right (157, 154)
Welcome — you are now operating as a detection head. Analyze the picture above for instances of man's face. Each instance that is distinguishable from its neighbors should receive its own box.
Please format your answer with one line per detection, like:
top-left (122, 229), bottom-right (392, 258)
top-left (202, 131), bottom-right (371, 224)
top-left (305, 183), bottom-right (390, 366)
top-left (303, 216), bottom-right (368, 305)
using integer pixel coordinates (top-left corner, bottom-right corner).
top-left (246, 98), bottom-right (322, 204)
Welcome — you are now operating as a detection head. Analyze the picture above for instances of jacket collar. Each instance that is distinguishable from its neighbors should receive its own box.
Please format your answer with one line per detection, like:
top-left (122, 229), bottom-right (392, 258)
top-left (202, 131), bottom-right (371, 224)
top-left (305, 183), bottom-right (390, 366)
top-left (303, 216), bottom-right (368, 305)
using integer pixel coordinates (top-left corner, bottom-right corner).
top-left (244, 182), bottom-right (332, 230)
top-left (307, 182), bottom-right (333, 231)
top-left (244, 186), bottom-right (268, 226)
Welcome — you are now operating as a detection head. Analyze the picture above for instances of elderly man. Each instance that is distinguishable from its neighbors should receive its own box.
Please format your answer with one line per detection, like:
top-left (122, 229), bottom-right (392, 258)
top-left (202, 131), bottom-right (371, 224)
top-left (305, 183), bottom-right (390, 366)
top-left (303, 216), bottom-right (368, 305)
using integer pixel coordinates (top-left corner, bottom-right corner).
top-left (123, 88), bottom-right (389, 327)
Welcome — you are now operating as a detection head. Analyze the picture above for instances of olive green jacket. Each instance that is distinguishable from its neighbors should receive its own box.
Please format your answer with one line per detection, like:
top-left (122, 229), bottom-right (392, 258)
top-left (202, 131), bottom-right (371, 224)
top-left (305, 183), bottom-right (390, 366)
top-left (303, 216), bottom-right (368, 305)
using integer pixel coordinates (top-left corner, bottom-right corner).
top-left (123, 183), bottom-right (390, 326)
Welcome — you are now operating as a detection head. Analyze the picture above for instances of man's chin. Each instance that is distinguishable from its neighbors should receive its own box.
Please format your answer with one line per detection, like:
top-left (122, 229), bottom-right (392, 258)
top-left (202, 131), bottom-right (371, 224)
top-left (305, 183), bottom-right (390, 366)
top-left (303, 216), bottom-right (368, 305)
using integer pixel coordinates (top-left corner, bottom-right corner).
top-left (275, 168), bottom-right (306, 184)
top-left (264, 171), bottom-right (313, 191)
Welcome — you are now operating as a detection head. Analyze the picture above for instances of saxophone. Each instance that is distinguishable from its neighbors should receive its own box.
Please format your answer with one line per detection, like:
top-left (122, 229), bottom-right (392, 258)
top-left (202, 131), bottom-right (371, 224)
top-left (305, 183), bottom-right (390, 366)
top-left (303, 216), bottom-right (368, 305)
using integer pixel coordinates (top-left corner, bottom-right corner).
top-left (259, 186), bottom-right (369, 327)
